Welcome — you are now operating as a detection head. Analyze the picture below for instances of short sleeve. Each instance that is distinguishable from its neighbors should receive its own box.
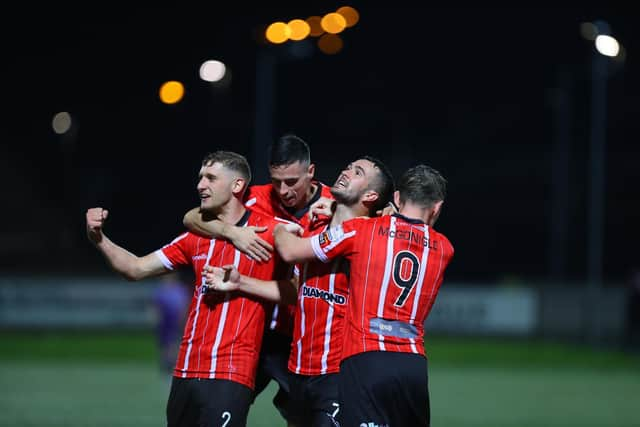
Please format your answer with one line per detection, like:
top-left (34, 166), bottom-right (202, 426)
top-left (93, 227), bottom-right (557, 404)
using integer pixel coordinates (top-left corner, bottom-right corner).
top-left (155, 232), bottom-right (191, 270)
top-left (310, 220), bottom-right (358, 263)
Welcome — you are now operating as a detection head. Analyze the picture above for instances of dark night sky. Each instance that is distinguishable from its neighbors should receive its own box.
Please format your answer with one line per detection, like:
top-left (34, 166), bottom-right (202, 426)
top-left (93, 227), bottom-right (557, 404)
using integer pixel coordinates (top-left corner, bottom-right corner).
top-left (3, 4), bottom-right (639, 285)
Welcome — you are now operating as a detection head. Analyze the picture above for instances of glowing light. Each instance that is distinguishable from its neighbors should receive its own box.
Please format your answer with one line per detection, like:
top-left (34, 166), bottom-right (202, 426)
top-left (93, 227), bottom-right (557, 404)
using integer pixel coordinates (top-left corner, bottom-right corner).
top-left (306, 16), bottom-right (324, 37)
top-left (159, 81), bottom-right (185, 104)
top-left (580, 22), bottom-right (598, 41)
top-left (317, 33), bottom-right (343, 55)
top-left (288, 19), bottom-right (310, 41)
top-left (595, 35), bottom-right (620, 57)
top-left (336, 6), bottom-right (359, 27)
top-left (266, 22), bottom-right (291, 44)
top-left (199, 60), bottom-right (226, 82)
top-left (52, 111), bottom-right (72, 134)
top-left (321, 13), bottom-right (347, 34)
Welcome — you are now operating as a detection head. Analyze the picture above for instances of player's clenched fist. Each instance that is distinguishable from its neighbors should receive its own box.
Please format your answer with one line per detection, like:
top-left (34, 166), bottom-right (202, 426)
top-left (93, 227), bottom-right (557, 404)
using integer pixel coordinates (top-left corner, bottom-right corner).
top-left (86, 207), bottom-right (109, 244)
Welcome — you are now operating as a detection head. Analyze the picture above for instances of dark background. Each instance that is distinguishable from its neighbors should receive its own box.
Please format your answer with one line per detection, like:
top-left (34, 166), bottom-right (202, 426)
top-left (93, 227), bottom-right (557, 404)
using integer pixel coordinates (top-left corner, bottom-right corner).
top-left (3, 4), bottom-right (638, 285)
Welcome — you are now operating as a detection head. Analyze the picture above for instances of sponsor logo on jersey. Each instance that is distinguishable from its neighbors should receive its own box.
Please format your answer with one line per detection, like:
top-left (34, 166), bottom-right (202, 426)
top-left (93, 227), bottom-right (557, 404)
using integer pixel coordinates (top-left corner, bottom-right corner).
top-left (192, 254), bottom-right (207, 261)
top-left (302, 285), bottom-right (346, 305)
top-left (369, 318), bottom-right (418, 339)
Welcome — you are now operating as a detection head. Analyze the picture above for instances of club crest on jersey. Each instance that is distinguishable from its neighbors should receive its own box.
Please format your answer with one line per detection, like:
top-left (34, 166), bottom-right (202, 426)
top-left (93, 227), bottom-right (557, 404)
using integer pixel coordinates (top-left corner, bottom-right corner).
top-left (319, 225), bottom-right (344, 245)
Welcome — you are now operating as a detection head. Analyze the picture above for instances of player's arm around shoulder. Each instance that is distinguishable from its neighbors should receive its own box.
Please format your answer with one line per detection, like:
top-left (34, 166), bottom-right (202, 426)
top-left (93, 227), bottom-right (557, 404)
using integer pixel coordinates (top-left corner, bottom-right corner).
top-left (183, 207), bottom-right (274, 262)
top-left (272, 221), bottom-right (315, 264)
top-left (183, 206), bottom-right (224, 238)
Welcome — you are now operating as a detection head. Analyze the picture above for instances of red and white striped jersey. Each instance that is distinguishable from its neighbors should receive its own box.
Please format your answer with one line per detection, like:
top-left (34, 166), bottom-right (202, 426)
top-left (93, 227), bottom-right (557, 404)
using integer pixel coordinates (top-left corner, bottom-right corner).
top-left (310, 213), bottom-right (454, 360)
top-left (244, 182), bottom-right (334, 336)
top-left (155, 210), bottom-right (284, 389)
top-left (288, 222), bottom-right (349, 375)
top-left (244, 181), bottom-right (333, 230)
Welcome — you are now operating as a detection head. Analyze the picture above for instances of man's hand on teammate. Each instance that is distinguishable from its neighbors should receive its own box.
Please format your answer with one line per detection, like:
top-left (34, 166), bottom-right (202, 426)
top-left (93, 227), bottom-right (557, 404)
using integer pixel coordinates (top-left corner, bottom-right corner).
top-left (227, 226), bottom-right (274, 262)
top-left (308, 197), bottom-right (336, 222)
top-left (274, 222), bottom-right (304, 237)
top-left (86, 207), bottom-right (109, 244)
top-left (203, 264), bottom-right (241, 293)
top-left (376, 201), bottom-right (398, 217)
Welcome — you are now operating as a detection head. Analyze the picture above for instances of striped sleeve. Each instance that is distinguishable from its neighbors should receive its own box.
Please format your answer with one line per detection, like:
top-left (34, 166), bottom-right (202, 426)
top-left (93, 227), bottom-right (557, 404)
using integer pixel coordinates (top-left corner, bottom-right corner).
top-left (157, 232), bottom-right (191, 270)
top-left (311, 221), bottom-right (357, 263)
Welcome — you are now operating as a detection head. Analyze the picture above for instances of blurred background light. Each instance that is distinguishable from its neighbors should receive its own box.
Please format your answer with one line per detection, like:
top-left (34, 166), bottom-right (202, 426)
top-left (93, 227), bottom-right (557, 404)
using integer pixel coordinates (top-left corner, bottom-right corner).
top-left (317, 33), bottom-right (344, 55)
top-left (306, 16), bottom-right (324, 37)
top-left (594, 34), bottom-right (620, 57)
top-left (288, 19), bottom-right (311, 41)
top-left (321, 12), bottom-right (347, 34)
top-left (336, 6), bottom-right (359, 28)
top-left (266, 21), bottom-right (291, 44)
top-left (199, 60), bottom-right (227, 82)
top-left (159, 81), bottom-right (185, 104)
top-left (580, 22), bottom-right (599, 40)
top-left (52, 111), bottom-right (72, 135)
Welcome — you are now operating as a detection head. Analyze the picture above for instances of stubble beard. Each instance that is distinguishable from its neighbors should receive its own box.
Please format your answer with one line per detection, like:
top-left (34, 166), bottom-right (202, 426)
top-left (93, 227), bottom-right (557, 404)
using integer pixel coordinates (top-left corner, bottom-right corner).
top-left (330, 187), bottom-right (359, 206)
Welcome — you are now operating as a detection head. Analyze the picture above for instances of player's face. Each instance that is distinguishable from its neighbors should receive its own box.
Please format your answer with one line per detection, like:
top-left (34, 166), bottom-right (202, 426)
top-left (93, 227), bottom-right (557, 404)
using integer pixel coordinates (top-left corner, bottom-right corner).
top-left (197, 162), bottom-right (235, 212)
top-left (269, 161), bottom-right (314, 209)
top-left (331, 159), bottom-right (377, 205)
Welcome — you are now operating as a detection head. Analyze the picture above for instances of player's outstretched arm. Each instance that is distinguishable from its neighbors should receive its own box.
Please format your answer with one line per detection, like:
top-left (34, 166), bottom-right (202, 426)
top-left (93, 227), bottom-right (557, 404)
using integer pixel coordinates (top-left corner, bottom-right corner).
top-left (273, 223), bottom-right (316, 264)
top-left (202, 265), bottom-right (298, 305)
top-left (86, 207), bottom-right (167, 281)
top-left (183, 207), bottom-right (273, 262)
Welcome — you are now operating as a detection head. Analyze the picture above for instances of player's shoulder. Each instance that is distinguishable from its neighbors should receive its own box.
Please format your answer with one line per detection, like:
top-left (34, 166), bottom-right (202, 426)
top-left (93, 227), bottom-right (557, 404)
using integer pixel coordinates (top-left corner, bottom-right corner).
top-left (245, 184), bottom-right (275, 210)
top-left (247, 183), bottom-right (272, 198)
top-left (161, 231), bottom-right (204, 250)
top-left (170, 231), bottom-right (194, 244)
top-left (247, 210), bottom-right (288, 229)
top-left (334, 215), bottom-right (375, 234)
top-left (431, 228), bottom-right (454, 255)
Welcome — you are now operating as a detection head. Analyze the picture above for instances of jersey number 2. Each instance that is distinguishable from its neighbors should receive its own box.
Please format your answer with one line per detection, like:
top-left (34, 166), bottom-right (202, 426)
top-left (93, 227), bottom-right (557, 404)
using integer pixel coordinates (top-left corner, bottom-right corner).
top-left (392, 251), bottom-right (420, 307)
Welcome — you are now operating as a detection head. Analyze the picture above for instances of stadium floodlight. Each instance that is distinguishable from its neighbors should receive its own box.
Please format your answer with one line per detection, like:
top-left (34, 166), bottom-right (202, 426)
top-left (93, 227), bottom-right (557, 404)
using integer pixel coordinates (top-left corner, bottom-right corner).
top-left (52, 111), bottom-right (72, 135)
top-left (199, 60), bottom-right (226, 83)
top-left (584, 20), bottom-right (624, 345)
top-left (594, 35), bottom-right (620, 57)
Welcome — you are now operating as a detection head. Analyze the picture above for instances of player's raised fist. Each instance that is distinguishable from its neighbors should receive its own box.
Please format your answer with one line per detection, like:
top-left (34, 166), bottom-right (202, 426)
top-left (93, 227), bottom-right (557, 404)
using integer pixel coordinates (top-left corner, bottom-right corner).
top-left (86, 207), bottom-right (109, 243)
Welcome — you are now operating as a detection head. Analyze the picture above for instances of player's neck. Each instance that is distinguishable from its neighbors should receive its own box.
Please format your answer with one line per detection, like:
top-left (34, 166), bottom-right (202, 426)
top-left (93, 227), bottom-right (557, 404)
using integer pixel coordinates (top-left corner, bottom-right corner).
top-left (331, 203), bottom-right (365, 226)
top-left (216, 200), bottom-right (247, 225)
top-left (300, 183), bottom-right (318, 209)
top-left (398, 205), bottom-right (430, 225)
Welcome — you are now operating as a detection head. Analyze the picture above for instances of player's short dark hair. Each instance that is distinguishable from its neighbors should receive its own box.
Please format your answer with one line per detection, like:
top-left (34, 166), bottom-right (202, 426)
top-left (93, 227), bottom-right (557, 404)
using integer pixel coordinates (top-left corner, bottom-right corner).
top-left (360, 155), bottom-right (395, 216)
top-left (202, 151), bottom-right (252, 184)
top-left (397, 164), bottom-right (447, 208)
top-left (268, 134), bottom-right (311, 167)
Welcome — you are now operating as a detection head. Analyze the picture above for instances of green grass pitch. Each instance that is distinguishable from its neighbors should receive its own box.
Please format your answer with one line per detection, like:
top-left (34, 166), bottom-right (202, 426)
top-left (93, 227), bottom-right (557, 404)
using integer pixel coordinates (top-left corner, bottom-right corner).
top-left (0, 332), bottom-right (638, 427)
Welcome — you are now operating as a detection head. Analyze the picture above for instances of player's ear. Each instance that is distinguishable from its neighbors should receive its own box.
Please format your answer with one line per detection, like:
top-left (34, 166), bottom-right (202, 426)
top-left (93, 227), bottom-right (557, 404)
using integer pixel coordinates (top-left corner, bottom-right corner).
top-left (363, 190), bottom-right (379, 203)
top-left (393, 191), bottom-right (401, 208)
top-left (232, 177), bottom-right (247, 196)
top-left (307, 163), bottom-right (315, 178)
top-left (429, 200), bottom-right (444, 226)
